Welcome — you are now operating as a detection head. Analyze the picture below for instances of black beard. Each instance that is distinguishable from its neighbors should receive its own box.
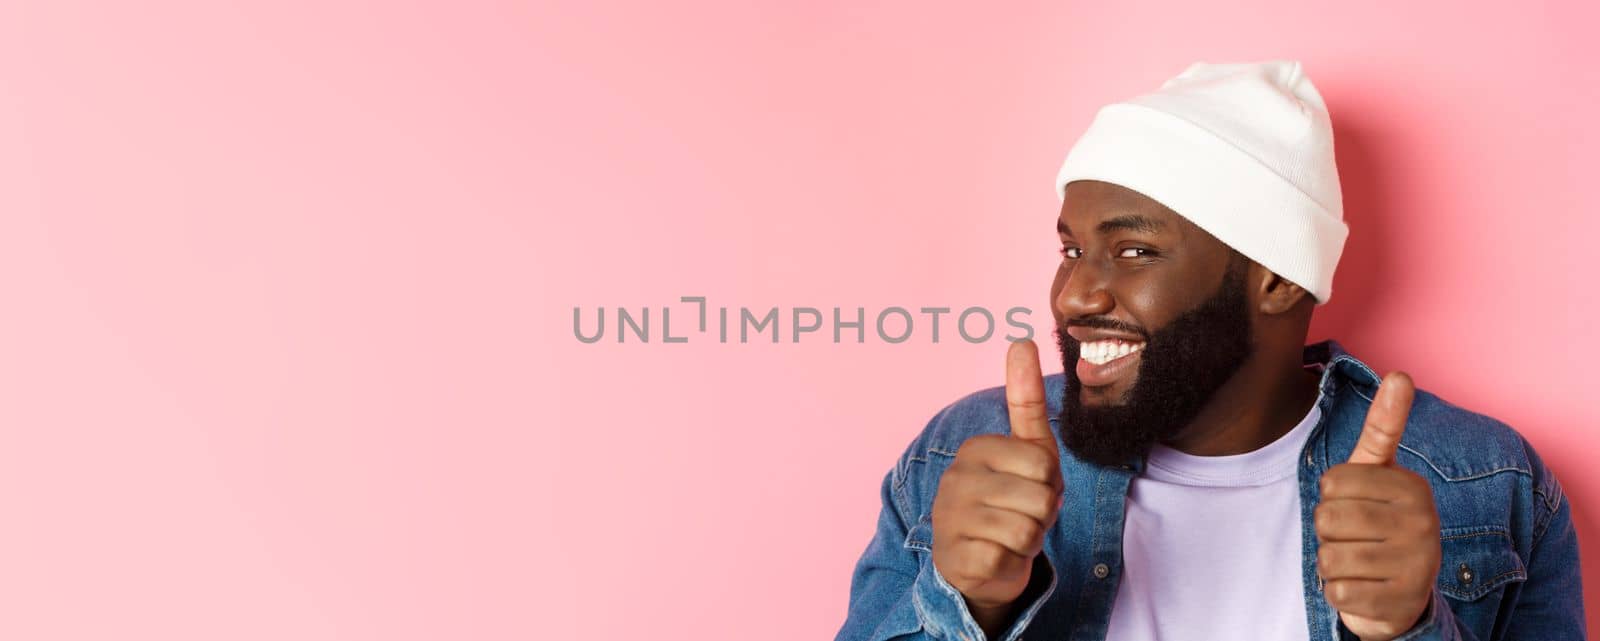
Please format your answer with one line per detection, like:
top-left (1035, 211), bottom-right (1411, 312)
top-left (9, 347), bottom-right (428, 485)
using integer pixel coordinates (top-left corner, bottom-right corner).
top-left (1056, 263), bottom-right (1254, 468)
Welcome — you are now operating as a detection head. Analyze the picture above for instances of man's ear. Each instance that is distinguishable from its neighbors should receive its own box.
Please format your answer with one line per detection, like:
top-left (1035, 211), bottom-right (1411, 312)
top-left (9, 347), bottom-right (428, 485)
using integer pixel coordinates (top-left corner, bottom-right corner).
top-left (1252, 263), bottom-right (1312, 316)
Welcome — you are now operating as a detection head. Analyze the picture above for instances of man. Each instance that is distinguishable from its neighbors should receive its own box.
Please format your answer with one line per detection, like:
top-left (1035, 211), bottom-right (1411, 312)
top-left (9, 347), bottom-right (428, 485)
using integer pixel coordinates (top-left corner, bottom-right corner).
top-left (835, 61), bottom-right (1584, 641)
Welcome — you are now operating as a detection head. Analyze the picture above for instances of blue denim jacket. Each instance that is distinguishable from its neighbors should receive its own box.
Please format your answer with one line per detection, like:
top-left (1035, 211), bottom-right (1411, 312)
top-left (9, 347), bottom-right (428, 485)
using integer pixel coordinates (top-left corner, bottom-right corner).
top-left (837, 341), bottom-right (1584, 641)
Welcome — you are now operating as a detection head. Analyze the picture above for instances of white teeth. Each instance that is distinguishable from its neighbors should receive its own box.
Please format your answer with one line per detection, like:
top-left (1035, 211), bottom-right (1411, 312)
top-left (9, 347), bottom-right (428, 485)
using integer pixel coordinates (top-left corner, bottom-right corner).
top-left (1080, 339), bottom-right (1143, 365)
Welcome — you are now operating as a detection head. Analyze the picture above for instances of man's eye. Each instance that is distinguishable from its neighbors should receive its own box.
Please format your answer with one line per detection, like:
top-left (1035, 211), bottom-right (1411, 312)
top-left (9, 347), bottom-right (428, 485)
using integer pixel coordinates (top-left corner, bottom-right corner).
top-left (1118, 247), bottom-right (1156, 258)
top-left (1060, 246), bottom-right (1082, 259)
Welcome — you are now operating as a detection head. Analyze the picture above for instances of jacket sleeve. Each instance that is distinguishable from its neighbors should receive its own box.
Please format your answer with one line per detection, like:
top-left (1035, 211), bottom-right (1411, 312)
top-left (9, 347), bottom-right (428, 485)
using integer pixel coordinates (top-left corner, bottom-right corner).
top-left (1498, 464), bottom-right (1586, 640)
top-left (834, 465), bottom-right (929, 641)
top-left (835, 455), bottom-right (1056, 641)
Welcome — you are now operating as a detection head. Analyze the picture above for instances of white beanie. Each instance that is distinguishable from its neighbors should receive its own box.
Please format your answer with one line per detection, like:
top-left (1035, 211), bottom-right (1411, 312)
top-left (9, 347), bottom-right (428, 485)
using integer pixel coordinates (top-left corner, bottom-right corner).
top-left (1054, 60), bottom-right (1348, 304)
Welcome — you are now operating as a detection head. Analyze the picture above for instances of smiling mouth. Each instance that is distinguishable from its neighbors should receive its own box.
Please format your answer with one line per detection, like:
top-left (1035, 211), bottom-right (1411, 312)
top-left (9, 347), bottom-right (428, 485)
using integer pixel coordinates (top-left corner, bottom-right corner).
top-left (1075, 338), bottom-right (1145, 389)
top-left (1078, 338), bottom-right (1144, 365)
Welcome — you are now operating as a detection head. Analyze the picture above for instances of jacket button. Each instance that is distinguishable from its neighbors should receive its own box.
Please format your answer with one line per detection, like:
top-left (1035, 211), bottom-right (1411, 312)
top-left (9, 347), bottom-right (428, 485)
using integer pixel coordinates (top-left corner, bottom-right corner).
top-left (1458, 563), bottom-right (1474, 585)
top-left (1093, 563), bottom-right (1110, 579)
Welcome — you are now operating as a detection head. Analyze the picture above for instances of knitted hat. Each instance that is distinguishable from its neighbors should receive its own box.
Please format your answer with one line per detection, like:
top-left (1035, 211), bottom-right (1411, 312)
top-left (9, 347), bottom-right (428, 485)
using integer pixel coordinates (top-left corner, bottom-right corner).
top-left (1054, 60), bottom-right (1347, 304)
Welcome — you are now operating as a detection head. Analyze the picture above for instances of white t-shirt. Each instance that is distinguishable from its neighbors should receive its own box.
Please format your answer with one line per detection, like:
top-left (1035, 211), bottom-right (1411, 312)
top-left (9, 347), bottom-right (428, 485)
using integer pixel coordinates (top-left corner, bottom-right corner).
top-left (1104, 393), bottom-right (1322, 640)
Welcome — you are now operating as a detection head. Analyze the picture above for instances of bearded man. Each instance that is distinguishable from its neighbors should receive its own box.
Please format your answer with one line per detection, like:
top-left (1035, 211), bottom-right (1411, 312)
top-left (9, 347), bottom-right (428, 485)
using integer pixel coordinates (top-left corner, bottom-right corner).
top-left (835, 61), bottom-right (1584, 641)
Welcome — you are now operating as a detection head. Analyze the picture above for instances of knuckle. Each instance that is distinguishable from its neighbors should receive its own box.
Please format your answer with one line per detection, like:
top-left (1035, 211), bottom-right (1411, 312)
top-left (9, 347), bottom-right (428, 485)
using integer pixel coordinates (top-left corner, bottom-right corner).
top-left (955, 435), bottom-right (990, 459)
top-left (1021, 479), bottom-right (1051, 506)
top-left (1320, 546), bottom-right (1342, 570)
top-left (1043, 490), bottom-right (1064, 520)
top-left (1368, 509), bottom-right (1395, 534)
top-left (1327, 579), bottom-right (1347, 604)
top-left (1414, 508), bottom-right (1440, 533)
top-left (938, 466), bottom-right (976, 495)
top-left (972, 543), bottom-right (1003, 576)
top-left (1012, 519), bottom-right (1042, 549)
top-left (1353, 503), bottom-right (1380, 528)
top-left (1023, 451), bottom-right (1052, 481)
top-left (1314, 502), bottom-right (1338, 530)
top-left (1319, 467), bottom-right (1345, 493)
top-left (948, 548), bottom-right (974, 576)
top-left (949, 545), bottom-right (979, 578)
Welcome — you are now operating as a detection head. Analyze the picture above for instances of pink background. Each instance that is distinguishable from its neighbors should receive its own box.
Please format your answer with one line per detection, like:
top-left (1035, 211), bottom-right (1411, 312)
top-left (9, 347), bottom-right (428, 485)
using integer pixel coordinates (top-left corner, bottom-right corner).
top-left (2, 1), bottom-right (1596, 639)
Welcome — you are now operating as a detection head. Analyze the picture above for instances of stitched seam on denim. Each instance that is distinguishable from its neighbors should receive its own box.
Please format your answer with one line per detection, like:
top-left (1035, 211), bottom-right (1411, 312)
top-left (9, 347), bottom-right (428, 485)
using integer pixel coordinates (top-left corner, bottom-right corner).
top-left (923, 556), bottom-right (987, 641)
top-left (1002, 556), bottom-right (1059, 641)
top-left (1532, 475), bottom-right (1562, 514)
top-left (901, 448), bottom-right (961, 550)
top-left (891, 458), bottom-right (923, 548)
top-left (1438, 524), bottom-right (1510, 538)
top-left (1070, 470), bottom-right (1105, 634)
top-left (893, 485), bottom-right (916, 538)
top-left (910, 570), bottom-right (956, 641)
top-left (1388, 440), bottom-right (1531, 483)
top-left (1439, 530), bottom-right (1506, 541)
top-left (903, 509), bottom-right (932, 551)
top-left (907, 447), bottom-right (959, 465)
top-left (1437, 528), bottom-right (1525, 600)
top-left (1348, 386), bottom-right (1534, 483)
top-left (1531, 487), bottom-right (1556, 549)
top-left (896, 448), bottom-right (920, 491)
top-left (1331, 355), bottom-right (1382, 388)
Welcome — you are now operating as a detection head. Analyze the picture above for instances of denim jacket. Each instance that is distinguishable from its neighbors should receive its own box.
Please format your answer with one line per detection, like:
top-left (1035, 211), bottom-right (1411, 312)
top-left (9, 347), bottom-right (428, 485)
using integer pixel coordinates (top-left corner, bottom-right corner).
top-left (836, 340), bottom-right (1584, 641)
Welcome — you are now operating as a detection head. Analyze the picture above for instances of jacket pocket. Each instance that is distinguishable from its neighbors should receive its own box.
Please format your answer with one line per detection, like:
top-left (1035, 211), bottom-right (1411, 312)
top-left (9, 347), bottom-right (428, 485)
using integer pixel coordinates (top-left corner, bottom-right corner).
top-left (1437, 525), bottom-right (1527, 601)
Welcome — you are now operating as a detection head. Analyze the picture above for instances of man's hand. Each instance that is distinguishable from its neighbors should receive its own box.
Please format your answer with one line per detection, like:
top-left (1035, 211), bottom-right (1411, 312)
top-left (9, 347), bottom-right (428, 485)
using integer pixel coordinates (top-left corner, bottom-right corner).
top-left (930, 340), bottom-right (1065, 636)
top-left (1316, 372), bottom-right (1442, 641)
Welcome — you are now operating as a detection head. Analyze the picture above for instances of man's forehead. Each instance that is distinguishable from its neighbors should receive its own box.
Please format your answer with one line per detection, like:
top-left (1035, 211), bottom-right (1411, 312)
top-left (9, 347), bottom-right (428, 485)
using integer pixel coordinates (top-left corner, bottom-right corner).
top-left (1059, 180), bottom-right (1187, 230)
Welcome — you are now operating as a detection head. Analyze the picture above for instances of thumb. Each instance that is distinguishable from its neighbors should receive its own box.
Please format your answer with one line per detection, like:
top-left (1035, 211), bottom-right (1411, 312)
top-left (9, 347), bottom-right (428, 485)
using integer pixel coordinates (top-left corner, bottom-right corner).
top-left (1006, 340), bottom-right (1059, 459)
top-left (1347, 371), bottom-right (1415, 465)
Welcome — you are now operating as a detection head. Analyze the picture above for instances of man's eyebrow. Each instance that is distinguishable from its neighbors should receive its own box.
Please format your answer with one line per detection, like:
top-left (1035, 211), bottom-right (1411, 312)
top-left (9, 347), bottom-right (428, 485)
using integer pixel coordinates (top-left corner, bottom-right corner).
top-left (1097, 214), bottom-right (1165, 235)
top-left (1057, 215), bottom-right (1165, 237)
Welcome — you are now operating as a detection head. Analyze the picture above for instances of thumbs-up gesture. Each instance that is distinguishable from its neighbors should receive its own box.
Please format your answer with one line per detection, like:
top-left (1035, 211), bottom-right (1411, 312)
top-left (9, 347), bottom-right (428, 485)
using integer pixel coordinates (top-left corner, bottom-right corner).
top-left (931, 340), bottom-right (1066, 636)
top-left (1315, 372), bottom-right (1442, 641)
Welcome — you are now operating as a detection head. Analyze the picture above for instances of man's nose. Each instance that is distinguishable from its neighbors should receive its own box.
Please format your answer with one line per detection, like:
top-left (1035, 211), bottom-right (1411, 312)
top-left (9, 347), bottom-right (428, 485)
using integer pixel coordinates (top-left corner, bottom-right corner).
top-left (1055, 258), bottom-right (1114, 320)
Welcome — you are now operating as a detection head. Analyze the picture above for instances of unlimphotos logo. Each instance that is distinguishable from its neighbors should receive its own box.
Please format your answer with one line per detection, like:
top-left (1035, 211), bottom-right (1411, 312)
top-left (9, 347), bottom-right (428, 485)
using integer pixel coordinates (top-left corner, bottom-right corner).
top-left (574, 296), bottom-right (1035, 344)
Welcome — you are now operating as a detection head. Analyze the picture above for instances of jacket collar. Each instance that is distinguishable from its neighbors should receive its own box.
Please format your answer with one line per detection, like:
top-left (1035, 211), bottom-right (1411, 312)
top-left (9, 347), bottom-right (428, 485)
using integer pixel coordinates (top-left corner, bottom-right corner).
top-left (1305, 339), bottom-right (1381, 398)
